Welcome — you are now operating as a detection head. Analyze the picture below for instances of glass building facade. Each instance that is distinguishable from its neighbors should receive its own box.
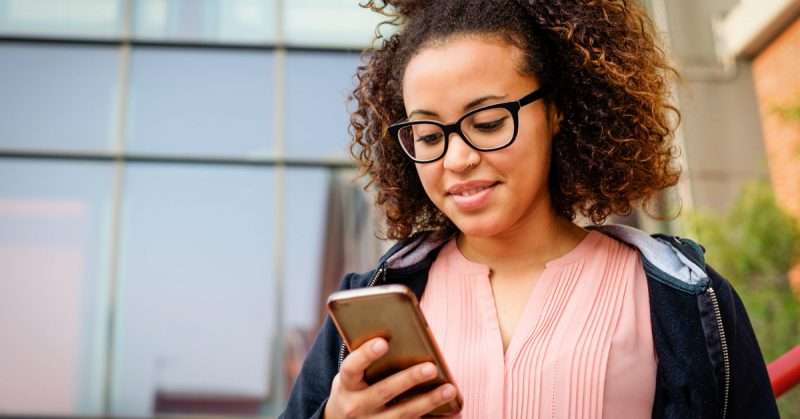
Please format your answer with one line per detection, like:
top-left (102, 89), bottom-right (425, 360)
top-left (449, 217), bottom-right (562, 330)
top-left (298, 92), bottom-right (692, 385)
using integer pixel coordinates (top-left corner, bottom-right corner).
top-left (0, 0), bottom-right (390, 416)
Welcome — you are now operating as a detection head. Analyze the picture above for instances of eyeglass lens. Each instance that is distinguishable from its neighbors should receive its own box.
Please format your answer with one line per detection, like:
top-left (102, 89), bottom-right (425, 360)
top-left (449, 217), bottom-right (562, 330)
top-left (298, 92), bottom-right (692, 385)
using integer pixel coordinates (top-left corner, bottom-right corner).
top-left (397, 107), bottom-right (514, 161)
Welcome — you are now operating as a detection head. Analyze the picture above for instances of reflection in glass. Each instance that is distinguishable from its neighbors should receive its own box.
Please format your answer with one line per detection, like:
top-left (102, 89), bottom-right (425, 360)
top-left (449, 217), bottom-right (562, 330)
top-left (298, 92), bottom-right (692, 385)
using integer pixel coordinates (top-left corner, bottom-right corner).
top-left (133, 0), bottom-right (277, 43)
top-left (0, 159), bottom-right (114, 416)
top-left (281, 168), bottom-right (327, 396)
top-left (0, 43), bottom-right (120, 152)
top-left (284, 51), bottom-right (360, 159)
top-left (112, 164), bottom-right (276, 416)
top-left (284, 0), bottom-right (391, 48)
top-left (281, 167), bottom-right (385, 396)
top-left (126, 47), bottom-right (274, 157)
top-left (0, 0), bottom-right (124, 38)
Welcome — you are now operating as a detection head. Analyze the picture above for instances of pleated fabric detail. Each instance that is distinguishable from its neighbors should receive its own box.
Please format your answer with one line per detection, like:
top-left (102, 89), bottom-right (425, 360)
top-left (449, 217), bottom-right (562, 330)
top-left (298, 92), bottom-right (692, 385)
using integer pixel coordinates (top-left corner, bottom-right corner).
top-left (419, 231), bottom-right (656, 419)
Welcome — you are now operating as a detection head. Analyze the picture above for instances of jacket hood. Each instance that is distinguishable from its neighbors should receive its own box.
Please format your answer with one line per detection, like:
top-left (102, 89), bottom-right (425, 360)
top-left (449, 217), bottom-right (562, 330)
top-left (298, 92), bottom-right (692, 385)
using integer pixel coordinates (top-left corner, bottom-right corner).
top-left (377, 224), bottom-right (710, 295)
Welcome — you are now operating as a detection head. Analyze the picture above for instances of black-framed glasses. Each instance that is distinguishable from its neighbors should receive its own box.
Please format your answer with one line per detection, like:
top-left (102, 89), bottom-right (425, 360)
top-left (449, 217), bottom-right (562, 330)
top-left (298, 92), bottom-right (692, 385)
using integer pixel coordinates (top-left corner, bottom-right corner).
top-left (389, 87), bottom-right (547, 163)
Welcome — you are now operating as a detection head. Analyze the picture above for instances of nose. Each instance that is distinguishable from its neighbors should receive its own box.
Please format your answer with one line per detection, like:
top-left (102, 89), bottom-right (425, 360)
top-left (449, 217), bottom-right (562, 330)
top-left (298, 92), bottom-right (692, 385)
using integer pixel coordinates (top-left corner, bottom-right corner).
top-left (442, 132), bottom-right (481, 172)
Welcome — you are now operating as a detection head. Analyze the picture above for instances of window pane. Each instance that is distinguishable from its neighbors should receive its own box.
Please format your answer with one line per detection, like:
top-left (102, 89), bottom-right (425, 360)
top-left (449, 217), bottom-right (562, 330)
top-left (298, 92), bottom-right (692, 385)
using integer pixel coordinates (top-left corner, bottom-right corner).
top-left (0, 43), bottom-right (120, 152)
top-left (126, 47), bottom-right (274, 157)
top-left (281, 168), bottom-right (385, 397)
top-left (112, 164), bottom-right (276, 416)
top-left (284, 0), bottom-right (390, 48)
top-left (0, 158), bottom-right (114, 416)
top-left (284, 52), bottom-right (360, 159)
top-left (133, 0), bottom-right (277, 44)
top-left (0, 0), bottom-right (123, 38)
top-left (280, 168), bottom-right (327, 397)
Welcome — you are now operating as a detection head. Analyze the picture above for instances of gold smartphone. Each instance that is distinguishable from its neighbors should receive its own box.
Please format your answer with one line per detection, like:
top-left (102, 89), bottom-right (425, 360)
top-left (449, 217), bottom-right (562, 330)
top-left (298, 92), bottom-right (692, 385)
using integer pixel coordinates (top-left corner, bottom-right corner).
top-left (326, 284), bottom-right (463, 416)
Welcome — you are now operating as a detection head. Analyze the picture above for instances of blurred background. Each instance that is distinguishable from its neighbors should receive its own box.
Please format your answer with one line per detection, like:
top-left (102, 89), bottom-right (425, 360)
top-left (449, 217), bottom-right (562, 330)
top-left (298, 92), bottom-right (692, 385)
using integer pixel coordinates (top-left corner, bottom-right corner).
top-left (0, 0), bottom-right (797, 417)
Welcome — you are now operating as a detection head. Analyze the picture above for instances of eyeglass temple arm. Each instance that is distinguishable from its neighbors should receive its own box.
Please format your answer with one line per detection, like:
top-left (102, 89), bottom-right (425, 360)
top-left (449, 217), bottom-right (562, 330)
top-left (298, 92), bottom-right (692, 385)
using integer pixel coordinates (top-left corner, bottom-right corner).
top-left (518, 88), bottom-right (547, 106)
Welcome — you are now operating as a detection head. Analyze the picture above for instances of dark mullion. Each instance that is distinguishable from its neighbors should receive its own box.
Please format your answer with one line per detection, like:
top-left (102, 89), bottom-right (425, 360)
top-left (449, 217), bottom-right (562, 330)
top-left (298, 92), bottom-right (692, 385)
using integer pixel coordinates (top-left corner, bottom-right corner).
top-left (0, 150), bottom-right (357, 169)
top-left (0, 35), bottom-right (365, 54)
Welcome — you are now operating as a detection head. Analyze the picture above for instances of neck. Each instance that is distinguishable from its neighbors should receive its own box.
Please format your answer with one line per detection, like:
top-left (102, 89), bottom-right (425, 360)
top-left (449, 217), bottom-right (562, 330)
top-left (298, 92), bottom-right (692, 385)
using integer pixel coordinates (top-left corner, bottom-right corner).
top-left (455, 201), bottom-right (587, 279)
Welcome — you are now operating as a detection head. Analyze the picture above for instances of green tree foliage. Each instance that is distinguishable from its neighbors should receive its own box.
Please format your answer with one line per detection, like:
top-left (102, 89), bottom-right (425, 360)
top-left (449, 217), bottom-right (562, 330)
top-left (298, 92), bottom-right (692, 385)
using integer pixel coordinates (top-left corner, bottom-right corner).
top-left (776, 103), bottom-right (800, 122)
top-left (687, 182), bottom-right (800, 284)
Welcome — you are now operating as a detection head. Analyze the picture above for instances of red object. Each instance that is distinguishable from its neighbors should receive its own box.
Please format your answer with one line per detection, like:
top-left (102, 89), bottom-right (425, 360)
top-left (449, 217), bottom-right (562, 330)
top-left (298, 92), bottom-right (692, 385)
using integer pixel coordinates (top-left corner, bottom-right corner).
top-left (768, 345), bottom-right (800, 398)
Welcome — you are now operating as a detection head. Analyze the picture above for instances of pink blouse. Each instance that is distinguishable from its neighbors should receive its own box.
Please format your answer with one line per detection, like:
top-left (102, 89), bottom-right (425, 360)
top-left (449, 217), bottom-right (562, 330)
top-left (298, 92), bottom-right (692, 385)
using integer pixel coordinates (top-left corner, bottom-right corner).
top-left (419, 231), bottom-right (656, 419)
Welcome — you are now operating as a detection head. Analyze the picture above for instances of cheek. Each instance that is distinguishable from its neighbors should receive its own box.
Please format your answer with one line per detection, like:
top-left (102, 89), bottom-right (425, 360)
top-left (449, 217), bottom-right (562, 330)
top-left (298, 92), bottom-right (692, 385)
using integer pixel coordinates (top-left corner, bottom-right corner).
top-left (502, 129), bottom-right (552, 192)
top-left (519, 122), bottom-right (553, 171)
top-left (415, 165), bottom-right (443, 199)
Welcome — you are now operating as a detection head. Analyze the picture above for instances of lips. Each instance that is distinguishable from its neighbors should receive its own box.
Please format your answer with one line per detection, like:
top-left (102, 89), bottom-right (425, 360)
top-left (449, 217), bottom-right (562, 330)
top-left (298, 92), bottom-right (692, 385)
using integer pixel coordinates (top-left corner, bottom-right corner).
top-left (446, 180), bottom-right (499, 196)
top-left (446, 180), bottom-right (500, 211)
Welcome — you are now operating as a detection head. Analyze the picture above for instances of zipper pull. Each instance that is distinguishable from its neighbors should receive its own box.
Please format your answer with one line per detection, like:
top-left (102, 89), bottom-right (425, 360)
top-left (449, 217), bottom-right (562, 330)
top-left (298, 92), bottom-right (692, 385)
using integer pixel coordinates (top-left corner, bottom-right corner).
top-left (368, 263), bottom-right (387, 287)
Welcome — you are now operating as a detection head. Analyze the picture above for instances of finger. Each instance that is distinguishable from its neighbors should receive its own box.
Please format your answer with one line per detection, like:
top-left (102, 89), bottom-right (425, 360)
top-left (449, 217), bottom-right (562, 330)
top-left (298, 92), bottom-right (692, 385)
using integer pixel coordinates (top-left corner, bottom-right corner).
top-left (366, 362), bottom-right (438, 406)
top-left (378, 383), bottom-right (458, 419)
top-left (339, 337), bottom-right (389, 390)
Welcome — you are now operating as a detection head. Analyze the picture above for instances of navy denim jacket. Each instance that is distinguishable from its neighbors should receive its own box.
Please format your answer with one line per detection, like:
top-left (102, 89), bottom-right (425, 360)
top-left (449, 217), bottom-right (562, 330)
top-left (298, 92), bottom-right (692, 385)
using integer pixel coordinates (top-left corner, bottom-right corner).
top-left (280, 225), bottom-right (780, 419)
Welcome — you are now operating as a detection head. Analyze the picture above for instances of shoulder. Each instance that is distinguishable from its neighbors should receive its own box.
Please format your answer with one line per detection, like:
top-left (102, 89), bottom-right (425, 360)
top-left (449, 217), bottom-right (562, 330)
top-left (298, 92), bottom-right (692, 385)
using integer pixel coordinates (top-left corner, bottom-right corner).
top-left (590, 224), bottom-right (709, 295)
top-left (341, 230), bottom-right (449, 289)
top-left (340, 270), bottom-right (377, 290)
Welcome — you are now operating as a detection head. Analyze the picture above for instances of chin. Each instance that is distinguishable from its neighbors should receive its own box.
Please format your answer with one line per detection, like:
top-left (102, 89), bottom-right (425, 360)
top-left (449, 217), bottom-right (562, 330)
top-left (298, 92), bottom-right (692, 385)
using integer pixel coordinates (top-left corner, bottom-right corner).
top-left (450, 214), bottom-right (510, 238)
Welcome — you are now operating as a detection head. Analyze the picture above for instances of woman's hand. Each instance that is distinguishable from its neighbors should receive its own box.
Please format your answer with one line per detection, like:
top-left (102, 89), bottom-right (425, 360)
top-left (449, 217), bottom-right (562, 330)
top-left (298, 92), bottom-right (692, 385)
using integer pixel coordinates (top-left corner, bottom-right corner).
top-left (324, 337), bottom-right (458, 418)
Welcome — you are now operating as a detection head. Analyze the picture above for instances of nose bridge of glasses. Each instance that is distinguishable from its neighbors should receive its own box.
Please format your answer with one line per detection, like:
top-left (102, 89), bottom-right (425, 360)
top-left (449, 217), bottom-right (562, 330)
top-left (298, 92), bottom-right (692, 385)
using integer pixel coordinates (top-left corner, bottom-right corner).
top-left (442, 121), bottom-right (473, 149)
top-left (442, 123), bottom-right (481, 164)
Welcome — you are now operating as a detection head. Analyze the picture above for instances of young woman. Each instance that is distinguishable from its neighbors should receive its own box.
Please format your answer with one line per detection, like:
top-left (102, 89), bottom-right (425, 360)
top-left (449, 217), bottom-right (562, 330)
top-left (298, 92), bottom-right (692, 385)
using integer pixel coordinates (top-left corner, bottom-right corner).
top-left (281, 1), bottom-right (779, 418)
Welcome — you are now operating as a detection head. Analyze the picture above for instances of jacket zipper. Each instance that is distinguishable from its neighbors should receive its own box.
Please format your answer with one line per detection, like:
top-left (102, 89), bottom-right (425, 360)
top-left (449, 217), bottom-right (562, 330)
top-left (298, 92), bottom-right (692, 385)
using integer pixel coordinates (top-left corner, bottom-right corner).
top-left (707, 286), bottom-right (730, 419)
top-left (673, 236), bottom-right (730, 417)
top-left (337, 264), bottom-right (387, 369)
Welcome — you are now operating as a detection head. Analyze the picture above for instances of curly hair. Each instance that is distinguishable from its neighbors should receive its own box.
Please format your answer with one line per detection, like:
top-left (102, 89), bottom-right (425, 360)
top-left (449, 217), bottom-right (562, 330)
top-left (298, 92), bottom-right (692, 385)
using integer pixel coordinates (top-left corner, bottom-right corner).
top-left (349, 0), bottom-right (681, 240)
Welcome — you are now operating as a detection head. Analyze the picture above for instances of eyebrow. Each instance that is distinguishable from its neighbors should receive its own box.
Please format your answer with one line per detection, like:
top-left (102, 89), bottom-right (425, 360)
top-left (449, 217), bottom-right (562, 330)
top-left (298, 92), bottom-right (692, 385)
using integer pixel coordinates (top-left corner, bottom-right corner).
top-left (408, 94), bottom-right (508, 120)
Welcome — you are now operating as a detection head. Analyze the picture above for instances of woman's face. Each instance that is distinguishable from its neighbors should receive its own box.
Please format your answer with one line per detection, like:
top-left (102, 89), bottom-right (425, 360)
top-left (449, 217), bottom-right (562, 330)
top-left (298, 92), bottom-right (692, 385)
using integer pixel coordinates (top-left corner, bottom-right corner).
top-left (402, 35), bottom-right (556, 237)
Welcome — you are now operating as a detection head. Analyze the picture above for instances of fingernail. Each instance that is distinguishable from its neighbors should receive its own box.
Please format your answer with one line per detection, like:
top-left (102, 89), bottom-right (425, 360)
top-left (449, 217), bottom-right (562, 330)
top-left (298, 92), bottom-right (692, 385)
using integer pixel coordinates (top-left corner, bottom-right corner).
top-left (442, 385), bottom-right (456, 399)
top-left (421, 363), bottom-right (436, 377)
top-left (371, 339), bottom-right (387, 354)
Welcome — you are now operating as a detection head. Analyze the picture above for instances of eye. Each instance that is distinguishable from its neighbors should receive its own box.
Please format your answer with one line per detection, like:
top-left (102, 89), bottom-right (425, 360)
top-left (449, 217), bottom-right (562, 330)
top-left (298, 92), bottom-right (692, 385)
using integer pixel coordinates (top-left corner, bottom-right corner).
top-left (416, 133), bottom-right (443, 145)
top-left (473, 117), bottom-right (508, 131)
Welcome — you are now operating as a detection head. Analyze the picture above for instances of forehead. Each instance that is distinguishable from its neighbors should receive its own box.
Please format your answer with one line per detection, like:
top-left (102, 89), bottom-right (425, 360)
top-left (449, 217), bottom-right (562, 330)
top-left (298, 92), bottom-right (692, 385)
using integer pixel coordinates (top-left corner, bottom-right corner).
top-left (402, 35), bottom-right (532, 112)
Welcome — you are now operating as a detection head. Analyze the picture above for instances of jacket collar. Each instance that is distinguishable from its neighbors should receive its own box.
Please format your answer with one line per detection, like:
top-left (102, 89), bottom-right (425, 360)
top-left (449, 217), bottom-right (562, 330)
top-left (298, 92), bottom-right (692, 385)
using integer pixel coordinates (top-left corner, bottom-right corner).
top-left (376, 224), bottom-right (710, 295)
